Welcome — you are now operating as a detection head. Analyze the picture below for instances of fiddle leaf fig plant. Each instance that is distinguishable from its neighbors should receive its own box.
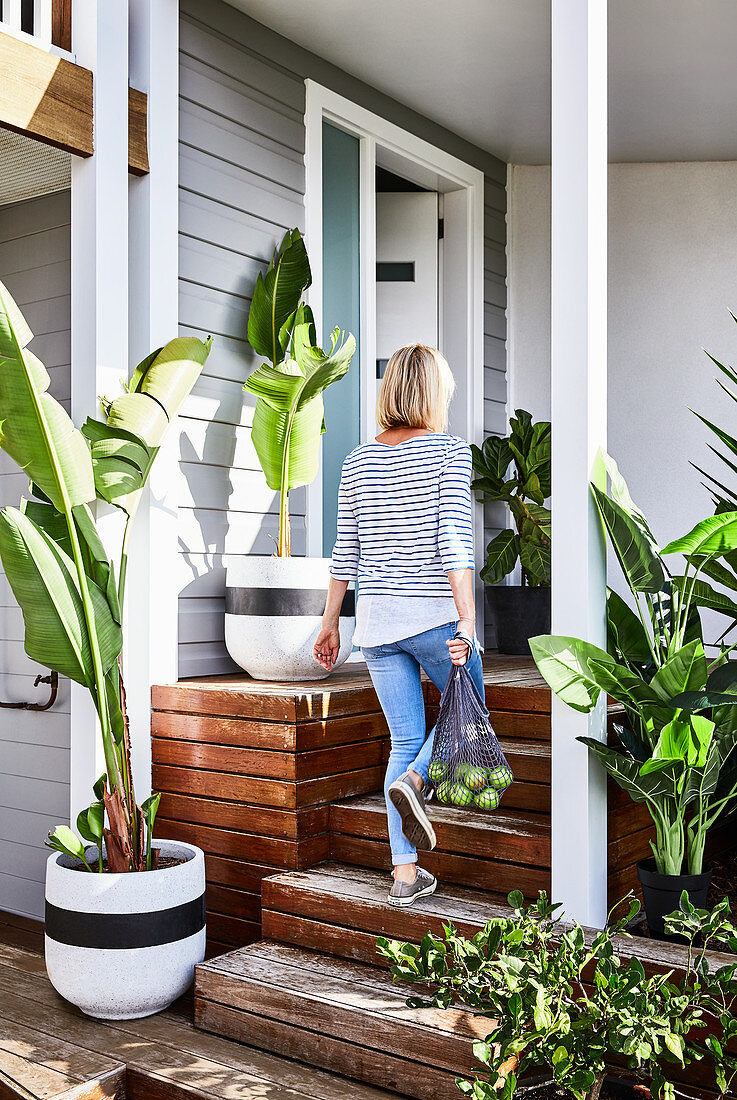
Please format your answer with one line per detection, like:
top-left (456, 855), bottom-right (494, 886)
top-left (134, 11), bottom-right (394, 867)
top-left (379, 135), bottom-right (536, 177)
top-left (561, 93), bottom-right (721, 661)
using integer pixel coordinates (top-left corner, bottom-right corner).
top-left (530, 452), bottom-right (737, 876)
top-left (244, 228), bottom-right (356, 556)
top-left (0, 279), bottom-right (211, 872)
top-left (471, 410), bottom-right (551, 586)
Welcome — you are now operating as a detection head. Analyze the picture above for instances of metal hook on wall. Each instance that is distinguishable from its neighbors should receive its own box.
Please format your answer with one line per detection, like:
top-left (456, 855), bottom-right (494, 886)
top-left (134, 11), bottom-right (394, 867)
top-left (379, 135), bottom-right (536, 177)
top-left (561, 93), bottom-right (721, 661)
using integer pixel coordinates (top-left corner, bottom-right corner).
top-left (0, 670), bottom-right (58, 711)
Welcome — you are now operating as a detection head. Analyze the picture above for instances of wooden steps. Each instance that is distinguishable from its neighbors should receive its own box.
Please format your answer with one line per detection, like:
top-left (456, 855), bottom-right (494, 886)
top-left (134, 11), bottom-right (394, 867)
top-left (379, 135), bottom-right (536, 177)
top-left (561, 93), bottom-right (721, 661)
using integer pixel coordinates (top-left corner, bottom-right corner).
top-left (152, 665), bottom-right (393, 953)
top-left (262, 862), bottom-right (507, 966)
top-left (195, 940), bottom-right (487, 1100)
top-left (330, 793), bottom-right (550, 897)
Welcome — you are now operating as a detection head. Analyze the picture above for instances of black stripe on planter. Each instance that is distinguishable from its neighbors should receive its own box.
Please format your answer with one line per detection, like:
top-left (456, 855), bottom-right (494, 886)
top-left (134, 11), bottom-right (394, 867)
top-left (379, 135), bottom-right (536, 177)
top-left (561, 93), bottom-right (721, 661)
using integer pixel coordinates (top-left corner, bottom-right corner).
top-left (225, 586), bottom-right (355, 617)
top-left (45, 894), bottom-right (206, 949)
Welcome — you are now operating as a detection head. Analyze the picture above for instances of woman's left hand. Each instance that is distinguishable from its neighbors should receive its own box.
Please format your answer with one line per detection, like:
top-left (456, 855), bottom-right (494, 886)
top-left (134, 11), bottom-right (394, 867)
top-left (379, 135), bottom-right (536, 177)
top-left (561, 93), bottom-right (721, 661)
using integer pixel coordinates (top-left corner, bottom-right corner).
top-left (447, 631), bottom-right (473, 666)
top-left (314, 624), bottom-right (340, 671)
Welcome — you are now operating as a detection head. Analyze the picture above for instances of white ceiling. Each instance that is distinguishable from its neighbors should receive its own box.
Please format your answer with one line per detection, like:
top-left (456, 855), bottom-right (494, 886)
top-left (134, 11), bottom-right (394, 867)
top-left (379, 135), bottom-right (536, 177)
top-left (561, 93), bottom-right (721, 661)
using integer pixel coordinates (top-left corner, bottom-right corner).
top-left (225, 0), bottom-right (737, 164)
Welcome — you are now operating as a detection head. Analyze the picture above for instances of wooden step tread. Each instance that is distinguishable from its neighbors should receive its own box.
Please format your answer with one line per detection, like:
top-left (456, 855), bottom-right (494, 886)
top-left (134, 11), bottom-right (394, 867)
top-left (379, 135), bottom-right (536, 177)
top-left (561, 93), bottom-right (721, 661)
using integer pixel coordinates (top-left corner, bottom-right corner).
top-left (262, 862), bottom-right (509, 966)
top-left (331, 792), bottom-right (550, 843)
top-left (195, 941), bottom-right (487, 1100)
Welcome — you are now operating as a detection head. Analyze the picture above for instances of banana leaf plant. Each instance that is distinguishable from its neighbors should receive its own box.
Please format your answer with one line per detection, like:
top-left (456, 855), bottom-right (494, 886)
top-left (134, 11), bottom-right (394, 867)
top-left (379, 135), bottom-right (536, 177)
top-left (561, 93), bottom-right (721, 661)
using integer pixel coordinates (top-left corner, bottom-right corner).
top-left (244, 228), bottom-right (356, 556)
top-left (471, 410), bottom-right (551, 586)
top-left (530, 452), bottom-right (737, 876)
top-left (0, 279), bottom-right (211, 872)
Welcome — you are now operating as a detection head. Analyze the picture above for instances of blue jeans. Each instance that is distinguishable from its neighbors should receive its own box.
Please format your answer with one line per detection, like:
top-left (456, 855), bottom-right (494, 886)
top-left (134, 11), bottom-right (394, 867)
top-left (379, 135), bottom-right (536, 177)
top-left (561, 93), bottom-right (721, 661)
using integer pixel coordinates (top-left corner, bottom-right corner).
top-left (362, 622), bottom-right (484, 866)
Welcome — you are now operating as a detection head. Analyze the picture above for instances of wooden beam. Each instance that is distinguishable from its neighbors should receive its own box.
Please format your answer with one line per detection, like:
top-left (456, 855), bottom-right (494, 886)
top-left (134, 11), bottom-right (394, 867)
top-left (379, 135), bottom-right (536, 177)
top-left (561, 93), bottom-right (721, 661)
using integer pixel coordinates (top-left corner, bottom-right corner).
top-left (0, 32), bottom-right (149, 174)
top-left (128, 85), bottom-right (149, 175)
top-left (51, 0), bottom-right (71, 52)
top-left (0, 30), bottom-right (92, 156)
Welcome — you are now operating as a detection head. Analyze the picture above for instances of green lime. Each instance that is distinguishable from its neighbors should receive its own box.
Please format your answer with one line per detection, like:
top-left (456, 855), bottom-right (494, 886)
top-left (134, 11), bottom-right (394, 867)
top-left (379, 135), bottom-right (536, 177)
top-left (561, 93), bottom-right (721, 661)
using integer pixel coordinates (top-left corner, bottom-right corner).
top-left (449, 782), bottom-right (475, 808)
top-left (474, 787), bottom-right (501, 811)
top-left (436, 780), bottom-right (454, 805)
top-left (429, 759), bottom-right (448, 785)
top-left (464, 766), bottom-right (491, 792)
top-left (489, 765), bottom-right (513, 791)
top-left (455, 762), bottom-right (472, 785)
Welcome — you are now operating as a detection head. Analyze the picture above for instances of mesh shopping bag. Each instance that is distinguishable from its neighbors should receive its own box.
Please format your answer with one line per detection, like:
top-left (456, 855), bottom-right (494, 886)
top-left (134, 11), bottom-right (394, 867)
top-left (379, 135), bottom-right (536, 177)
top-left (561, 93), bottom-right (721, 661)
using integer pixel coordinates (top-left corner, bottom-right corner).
top-left (429, 663), bottom-right (513, 811)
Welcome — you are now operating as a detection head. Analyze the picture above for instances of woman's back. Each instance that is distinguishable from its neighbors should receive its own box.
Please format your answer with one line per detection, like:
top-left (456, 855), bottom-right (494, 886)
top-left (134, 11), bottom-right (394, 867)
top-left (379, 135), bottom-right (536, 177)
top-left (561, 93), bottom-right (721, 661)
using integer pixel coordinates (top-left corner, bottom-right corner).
top-left (331, 432), bottom-right (474, 599)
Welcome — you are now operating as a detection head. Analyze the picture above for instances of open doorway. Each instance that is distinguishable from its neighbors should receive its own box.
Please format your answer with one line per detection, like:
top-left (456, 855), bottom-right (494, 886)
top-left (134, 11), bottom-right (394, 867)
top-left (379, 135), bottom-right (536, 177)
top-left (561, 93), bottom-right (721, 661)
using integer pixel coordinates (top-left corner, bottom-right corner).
top-left (305, 82), bottom-right (485, 617)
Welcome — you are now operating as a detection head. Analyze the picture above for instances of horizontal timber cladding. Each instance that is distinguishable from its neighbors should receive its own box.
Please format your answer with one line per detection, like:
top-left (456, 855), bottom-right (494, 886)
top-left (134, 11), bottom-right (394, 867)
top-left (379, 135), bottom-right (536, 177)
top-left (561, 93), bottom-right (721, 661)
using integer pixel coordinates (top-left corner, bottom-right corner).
top-left (152, 664), bottom-right (392, 951)
top-left (176, 0), bottom-right (508, 676)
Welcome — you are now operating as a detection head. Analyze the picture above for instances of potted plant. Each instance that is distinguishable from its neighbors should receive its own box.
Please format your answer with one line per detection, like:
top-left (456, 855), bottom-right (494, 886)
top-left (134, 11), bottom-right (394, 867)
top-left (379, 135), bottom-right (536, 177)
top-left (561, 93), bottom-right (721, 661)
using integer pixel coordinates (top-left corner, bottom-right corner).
top-left (0, 281), bottom-right (211, 1019)
top-left (379, 890), bottom-right (737, 1099)
top-left (530, 453), bottom-right (737, 937)
top-left (224, 228), bottom-right (358, 681)
top-left (471, 410), bottom-right (551, 654)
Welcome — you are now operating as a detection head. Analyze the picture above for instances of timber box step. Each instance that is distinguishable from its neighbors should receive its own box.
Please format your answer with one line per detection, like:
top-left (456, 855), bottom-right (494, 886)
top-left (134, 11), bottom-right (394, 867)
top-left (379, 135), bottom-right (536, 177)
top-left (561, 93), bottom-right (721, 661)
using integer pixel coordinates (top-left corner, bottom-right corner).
top-left (330, 792), bottom-right (551, 897)
top-left (194, 940), bottom-right (488, 1100)
top-left (262, 861), bottom-right (508, 966)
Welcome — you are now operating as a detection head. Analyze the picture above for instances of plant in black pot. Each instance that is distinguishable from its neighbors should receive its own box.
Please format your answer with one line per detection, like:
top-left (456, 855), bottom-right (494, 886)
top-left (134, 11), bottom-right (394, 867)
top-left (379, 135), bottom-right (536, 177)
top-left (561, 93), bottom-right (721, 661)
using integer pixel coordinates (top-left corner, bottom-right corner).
top-left (530, 453), bottom-right (737, 939)
top-left (471, 410), bottom-right (550, 654)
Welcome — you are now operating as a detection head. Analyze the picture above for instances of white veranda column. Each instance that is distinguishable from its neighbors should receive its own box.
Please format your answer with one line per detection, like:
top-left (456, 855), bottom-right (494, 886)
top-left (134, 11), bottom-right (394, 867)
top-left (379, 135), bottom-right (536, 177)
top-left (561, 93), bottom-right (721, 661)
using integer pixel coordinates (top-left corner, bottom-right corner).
top-left (127, 0), bottom-right (180, 801)
top-left (70, 0), bottom-right (130, 823)
top-left (550, 0), bottom-right (608, 926)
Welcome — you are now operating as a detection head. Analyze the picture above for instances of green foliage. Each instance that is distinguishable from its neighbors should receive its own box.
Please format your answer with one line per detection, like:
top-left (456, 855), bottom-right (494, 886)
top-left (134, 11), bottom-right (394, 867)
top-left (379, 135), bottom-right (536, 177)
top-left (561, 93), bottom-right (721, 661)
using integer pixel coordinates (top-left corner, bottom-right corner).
top-left (530, 454), bottom-right (737, 876)
top-left (471, 410), bottom-right (550, 586)
top-left (141, 792), bottom-right (162, 871)
top-left (379, 891), bottom-right (737, 1100)
top-left (0, 278), bottom-right (210, 872)
top-left (244, 228), bottom-right (356, 556)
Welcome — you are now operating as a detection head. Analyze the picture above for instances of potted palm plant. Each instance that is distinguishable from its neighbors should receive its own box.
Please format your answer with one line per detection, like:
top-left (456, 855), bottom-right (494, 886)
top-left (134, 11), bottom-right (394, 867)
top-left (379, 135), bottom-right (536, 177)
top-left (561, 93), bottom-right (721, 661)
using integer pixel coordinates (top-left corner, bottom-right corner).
top-left (0, 280), bottom-right (211, 1019)
top-left (225, 228), bottom-right (358, 681)
top-left (471, 410), bottom-right (551, 654)
top-left (530, 454), bottom-right (737, 938)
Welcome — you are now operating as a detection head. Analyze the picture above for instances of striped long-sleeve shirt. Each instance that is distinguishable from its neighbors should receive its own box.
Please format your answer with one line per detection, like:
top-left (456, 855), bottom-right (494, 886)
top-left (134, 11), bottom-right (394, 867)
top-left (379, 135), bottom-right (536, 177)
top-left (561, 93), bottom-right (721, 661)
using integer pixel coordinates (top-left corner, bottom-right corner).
top-left (330, 434), bottom-right (475, 647)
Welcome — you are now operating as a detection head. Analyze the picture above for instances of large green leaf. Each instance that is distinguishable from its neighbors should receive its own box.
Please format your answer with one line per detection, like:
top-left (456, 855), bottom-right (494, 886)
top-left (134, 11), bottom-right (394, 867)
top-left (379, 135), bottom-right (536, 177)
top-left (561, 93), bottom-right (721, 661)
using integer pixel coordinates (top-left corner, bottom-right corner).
top-left (519, 538), bottom-right (550, 585)
top-left (530, 636), bottom-right (627, 713)
top-left (671, 575), bottom-right (737, 622)
top-left (579, 737), bottom-right (677, 808)
top-left (245, 325), bottom-right (356, 493)
top-left (481, 530), bottom-right (519, 584)
top-left (600, 451), bottom-right (659, 549)
top-left (82, 336), bottom-right (212, 517)
top-left (0, 507), bottom-right (122, 686)
top-left (662, 512), bottom-right (737, 558)
top-left (591, 483), bottom-right (665, 593)
top-left (649, 640), bottom-right (707, 702)
top-left (0, 281), bottom-right (94, 512)
top-left (606, 588), bottom-right (651, 663)
top-left (247, 229), bottom-right (312, 367)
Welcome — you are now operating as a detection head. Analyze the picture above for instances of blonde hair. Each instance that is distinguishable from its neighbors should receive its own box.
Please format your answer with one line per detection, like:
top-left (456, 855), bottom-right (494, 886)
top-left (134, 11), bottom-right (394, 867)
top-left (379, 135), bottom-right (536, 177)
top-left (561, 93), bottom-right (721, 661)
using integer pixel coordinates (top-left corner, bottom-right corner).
top-left (376, 345), bottom-right (455, 433)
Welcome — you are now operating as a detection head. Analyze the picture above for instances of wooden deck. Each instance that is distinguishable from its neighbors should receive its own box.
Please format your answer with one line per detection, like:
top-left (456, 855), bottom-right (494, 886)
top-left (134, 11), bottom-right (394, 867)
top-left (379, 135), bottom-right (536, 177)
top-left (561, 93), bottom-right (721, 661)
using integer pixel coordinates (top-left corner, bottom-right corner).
top-left (0, 913), bottom-right (402, 1100)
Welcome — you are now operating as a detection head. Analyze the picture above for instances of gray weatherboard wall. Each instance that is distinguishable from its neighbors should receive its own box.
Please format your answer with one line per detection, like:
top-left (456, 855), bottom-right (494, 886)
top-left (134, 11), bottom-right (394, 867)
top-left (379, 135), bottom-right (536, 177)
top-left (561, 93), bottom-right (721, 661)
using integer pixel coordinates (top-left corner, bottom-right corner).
top-left (177, 0), bottom-right (507, 675)
top-left (0, 190), bottom-right (71, 919)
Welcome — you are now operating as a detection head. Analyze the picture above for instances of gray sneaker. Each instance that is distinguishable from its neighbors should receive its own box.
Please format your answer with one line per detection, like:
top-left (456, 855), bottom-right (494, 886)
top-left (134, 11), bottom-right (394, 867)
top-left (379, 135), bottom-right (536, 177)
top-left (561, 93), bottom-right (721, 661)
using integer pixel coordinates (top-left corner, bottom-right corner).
top-left (388, 867), bottom-right (437, 908)
top-left (387, 771), bottom-right (437, 851)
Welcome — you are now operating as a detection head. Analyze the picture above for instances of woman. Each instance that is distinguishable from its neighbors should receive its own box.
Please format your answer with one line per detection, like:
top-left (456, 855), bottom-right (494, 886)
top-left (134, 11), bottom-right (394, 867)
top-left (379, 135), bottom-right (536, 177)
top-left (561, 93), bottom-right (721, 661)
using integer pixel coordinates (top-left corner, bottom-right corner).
top-left (313, 344), bottom-right (485, 907)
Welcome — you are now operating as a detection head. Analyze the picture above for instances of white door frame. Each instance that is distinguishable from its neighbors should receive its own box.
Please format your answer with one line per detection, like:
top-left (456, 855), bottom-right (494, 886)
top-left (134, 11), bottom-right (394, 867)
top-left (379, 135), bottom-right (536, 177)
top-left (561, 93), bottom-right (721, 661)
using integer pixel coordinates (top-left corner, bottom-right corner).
top-left (303, 81), bottom-right (486, 626)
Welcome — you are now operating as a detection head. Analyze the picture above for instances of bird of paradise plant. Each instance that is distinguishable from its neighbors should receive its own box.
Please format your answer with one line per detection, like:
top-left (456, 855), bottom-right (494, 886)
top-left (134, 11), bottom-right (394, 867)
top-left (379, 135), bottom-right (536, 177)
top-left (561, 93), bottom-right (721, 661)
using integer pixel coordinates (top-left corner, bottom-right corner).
top-left (0, 279), bottom-right (211, 872)
top-left (244, 228), bottom-right (356, 556)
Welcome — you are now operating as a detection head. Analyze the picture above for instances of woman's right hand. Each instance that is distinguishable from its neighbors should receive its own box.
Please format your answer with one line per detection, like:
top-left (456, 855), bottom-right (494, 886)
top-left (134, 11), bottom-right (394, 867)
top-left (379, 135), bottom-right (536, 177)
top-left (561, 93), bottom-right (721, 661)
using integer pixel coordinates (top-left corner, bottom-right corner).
top-left (314, 624), bottom-right (341, 671)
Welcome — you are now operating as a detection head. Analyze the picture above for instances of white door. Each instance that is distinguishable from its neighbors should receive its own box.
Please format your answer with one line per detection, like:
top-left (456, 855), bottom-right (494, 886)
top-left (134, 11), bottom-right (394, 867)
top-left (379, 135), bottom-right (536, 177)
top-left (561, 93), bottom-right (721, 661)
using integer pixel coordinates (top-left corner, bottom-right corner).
top-left (376, 192), bottom-right (439, 374)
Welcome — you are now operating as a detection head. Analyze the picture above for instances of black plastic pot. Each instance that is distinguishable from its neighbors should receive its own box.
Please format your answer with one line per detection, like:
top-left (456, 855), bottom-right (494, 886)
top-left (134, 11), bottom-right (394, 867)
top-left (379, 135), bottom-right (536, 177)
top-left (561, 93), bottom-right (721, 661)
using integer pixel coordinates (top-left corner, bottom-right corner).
top-left (486, 585), bottom-right (551, 655)
top-left (637, 858), bottom-right (712, 940)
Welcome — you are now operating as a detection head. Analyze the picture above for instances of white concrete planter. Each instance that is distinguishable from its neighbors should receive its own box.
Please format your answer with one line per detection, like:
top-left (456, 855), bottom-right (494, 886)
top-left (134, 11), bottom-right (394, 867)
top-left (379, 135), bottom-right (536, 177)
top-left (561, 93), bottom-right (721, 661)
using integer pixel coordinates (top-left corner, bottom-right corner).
top-left (225, 556), bottom-right (355, 681)
top-left (45, 839), bottom-right (206, 1020)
